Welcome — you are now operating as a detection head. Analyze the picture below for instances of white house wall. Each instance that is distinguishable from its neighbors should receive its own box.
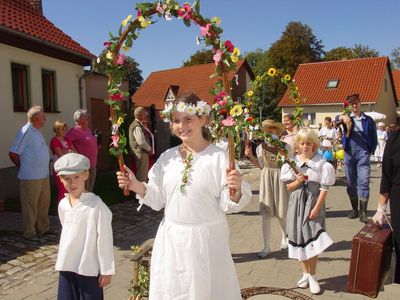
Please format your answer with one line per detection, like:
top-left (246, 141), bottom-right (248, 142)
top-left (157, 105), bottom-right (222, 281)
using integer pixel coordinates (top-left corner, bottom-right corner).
top-left (0, 43), bottom-right (85, 169)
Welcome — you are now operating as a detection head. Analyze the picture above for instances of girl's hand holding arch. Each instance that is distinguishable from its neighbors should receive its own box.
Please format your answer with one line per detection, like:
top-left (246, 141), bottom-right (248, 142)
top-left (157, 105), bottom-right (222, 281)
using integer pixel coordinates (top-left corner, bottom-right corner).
top-left (116, 165), bottom-right (136, 191)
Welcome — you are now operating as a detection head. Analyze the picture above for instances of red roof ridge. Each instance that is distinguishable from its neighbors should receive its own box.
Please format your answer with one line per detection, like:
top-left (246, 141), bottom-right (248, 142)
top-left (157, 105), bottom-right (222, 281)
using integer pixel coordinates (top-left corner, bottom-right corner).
top-left (298, 56), bottom-right (388, 67)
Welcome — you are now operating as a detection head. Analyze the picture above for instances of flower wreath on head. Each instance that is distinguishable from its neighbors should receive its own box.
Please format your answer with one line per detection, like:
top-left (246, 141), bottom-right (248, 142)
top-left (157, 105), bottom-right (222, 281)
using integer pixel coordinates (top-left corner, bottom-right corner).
top-left (160, 100), bottom-right (212, 123)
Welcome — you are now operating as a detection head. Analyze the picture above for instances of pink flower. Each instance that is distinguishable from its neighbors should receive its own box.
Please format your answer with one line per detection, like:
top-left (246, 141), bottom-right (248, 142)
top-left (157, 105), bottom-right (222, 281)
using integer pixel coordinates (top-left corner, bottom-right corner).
top-left (222, 116), bottom-right (236, 127)
top-left (110, 135), bottom-right (119, 148)
top-left (110, 93), bottom-right (124, 101)
top-left (137, 10), bottom-right (142, 17)
top-left (216, 97), bottom-right (227, 106)
top-left (116, 53), bottom-right (125, 65)
top-left (200, 24), bottom-right (211, 37)
top-left (224, 40), bottom-right (235, 53)
top-left (103, 41), bottom-right (112, 48)
top-left (213, 49), bottom-right (222, 65)
top-left (214, 91), bottom-right (226, 102)
top-left (178, 3), bottom-right (192, 20)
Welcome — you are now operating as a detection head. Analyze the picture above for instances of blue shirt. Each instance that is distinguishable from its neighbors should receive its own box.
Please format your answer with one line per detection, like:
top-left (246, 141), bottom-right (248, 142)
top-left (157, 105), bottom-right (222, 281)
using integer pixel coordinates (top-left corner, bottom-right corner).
top-left (9, 123), bottom-right (50, 179)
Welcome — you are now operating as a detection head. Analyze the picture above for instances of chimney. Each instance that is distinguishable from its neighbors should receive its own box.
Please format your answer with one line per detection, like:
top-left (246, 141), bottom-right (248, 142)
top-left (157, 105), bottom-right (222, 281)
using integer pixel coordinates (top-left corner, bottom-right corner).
top-left (27, 0), bottom-right (43, 15)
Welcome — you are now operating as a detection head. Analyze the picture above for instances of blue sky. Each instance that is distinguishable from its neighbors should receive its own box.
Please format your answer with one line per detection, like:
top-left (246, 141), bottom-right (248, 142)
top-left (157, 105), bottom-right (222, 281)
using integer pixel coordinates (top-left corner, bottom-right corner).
top-left (43, 0), bottom-right (399, 78)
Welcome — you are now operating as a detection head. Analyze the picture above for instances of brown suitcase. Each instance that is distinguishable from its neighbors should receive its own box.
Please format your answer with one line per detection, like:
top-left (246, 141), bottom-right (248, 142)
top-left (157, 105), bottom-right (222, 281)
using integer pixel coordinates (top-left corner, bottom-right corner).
top-left (347, 221), bottom-right (393, 298)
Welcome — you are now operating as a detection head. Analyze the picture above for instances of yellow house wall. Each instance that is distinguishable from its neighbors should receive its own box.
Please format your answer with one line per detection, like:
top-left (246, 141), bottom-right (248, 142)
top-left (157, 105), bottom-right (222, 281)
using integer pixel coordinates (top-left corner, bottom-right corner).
top-left (0, 43), bottom-right (84, 169)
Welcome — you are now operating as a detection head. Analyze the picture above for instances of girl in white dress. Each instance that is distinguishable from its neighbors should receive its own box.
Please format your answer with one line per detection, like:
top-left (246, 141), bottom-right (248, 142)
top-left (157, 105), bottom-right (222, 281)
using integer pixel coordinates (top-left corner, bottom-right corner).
top-left (117, 93), bottom-right (252, 300)
top-left (374, 122), bottom-right (388, 167)
top-left (280, 128), bottom-right (335, 294)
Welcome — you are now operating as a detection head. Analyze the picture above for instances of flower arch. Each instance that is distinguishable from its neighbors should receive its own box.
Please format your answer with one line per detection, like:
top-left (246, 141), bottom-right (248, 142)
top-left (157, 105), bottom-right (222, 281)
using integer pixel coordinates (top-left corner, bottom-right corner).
top-left (103, 0), bottom-right (244, 192)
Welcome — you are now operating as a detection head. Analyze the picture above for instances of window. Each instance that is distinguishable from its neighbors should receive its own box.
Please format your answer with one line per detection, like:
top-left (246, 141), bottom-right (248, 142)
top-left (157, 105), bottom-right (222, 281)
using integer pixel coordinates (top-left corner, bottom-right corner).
top-left (302, 113), bottom-right (316, 125)
top-left (42, 69), bottom-right (57, 112)
top-left (326, 79), bottom-right (339, 89)
top-left (11, 63), bottom-right (30, 111)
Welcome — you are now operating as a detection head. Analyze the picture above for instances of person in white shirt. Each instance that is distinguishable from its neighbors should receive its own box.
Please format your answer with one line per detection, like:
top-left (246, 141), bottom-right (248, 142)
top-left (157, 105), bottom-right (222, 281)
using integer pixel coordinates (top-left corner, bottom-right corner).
top-left (318, 116), bottom-right (338, 152)
top-left (54, 153), bottom-right (114, 300)
top-left (117, 93), bottom-right (252, 300)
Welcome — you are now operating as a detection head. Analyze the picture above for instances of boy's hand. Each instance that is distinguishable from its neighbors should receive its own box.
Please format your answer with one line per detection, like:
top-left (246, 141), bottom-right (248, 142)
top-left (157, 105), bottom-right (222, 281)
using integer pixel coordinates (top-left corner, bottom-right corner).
top-left (98, 275), bottom-right (112, 287)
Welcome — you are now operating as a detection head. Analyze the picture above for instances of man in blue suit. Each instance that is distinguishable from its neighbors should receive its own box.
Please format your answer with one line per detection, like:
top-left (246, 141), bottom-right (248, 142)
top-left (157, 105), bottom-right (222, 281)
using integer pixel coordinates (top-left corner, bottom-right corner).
top-left (336, 94), bottom-right (377, 223)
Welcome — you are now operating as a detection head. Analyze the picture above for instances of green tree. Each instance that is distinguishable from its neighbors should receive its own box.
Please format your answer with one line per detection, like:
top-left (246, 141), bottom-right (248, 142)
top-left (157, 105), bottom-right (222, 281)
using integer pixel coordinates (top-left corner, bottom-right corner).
top-left (94, 51), bottom-right (143, 96)
top-left (182, 49), bottom-right (214, 66)
top-left (324, 47), bottom-right (357, 61)
top-left (352, 44), bottom-right (379, 58)
top-left (391, 47), bottom-right (400, 70)
top-left (255, 21), bottom-right (324, 120)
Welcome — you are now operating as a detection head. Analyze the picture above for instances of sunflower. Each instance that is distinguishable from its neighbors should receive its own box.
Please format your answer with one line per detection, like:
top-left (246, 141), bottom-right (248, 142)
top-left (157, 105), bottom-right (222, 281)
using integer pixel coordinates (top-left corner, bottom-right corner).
top-left (267, 67), bottom-right (277, 77)
top-left (284, 74), bottom-right (291, 81)
top-left (294, 99), bottom-right (300, 104)
top-left (247, 90), bottom-right (254, 97)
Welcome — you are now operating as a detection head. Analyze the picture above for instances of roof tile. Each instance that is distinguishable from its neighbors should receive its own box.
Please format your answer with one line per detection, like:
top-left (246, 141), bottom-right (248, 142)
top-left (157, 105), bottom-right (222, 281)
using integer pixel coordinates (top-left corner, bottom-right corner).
top-left (279, 57), bottom-right (389, 107)
top-left (0, 0), bottom-right (95, 59)
top-left (133, 60), bottom-right (246, 109)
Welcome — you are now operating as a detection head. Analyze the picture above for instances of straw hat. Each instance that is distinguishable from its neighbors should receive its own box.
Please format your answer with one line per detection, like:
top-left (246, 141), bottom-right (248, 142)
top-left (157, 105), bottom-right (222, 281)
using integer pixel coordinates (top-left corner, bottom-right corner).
top-left (262, 119), bottom-right (285, 134)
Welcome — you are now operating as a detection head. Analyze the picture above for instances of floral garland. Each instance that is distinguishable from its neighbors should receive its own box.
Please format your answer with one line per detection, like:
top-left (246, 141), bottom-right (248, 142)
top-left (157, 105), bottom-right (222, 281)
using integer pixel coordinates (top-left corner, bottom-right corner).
top-left (244, 67), bottom-right (305, 174)
top-left (160, 100), bottom-right (211, 123)
top-left (102, 0), bottom-right (248, 177)
top-left (179, 150), bottom-right (193, 193)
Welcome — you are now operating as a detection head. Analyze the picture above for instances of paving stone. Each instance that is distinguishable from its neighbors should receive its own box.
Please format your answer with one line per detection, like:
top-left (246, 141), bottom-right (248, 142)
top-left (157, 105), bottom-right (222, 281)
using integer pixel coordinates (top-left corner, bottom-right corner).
top-left (5, 266), bottom-right (22, 276)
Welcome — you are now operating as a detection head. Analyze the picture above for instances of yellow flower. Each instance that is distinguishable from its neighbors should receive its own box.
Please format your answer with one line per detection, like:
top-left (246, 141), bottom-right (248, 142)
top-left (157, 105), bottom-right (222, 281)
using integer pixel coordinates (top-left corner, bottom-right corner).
top-left (121, 15), bottom-right (132, 27)
top-left (267, 68), bottom-right (277, 77)
top-left (230, 47), bottom-right (240, 63)
top-left (232, 47), bottom-right (240, 57)
top-left (284, 74), bottom-right (291, 81)
top-left (106, 51), bottom-right (113, 60)
top-left (212, 16), bottom-right (221, 24)
top-left (256, 76), bottom-right (261, 81)
top-left (138, 15), bottom-right (151, 28)
top-left (117, 117), bottom-right (124, 127)
top-left (294, 99), bottom-right (300, 104)
top-left (230, 104), bottom-right (243, 117)
top-left (247, 90), bottom-right (254, 97)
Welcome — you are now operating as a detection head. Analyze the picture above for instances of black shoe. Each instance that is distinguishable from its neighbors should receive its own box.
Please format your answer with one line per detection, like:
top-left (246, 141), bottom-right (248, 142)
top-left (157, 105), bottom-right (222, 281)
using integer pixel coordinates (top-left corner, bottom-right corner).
top-left (347, 210), bottom-right (359, 219)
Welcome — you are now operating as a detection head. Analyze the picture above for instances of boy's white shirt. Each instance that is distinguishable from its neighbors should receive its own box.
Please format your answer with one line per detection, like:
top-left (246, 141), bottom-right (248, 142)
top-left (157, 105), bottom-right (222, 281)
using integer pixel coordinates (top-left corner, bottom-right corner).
top-left (56, 192), bottom-right (115, 276)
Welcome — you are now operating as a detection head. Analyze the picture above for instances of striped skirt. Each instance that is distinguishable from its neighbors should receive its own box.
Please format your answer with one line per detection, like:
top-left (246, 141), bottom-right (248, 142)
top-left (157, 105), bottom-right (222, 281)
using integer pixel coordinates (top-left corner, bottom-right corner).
top-left (286, 181), bottom-right (333, 261)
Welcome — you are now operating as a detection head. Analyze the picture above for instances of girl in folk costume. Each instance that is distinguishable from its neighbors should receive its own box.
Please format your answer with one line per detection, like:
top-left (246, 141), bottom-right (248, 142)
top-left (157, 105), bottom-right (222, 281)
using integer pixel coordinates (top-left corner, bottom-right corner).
top-left (117, 93), bottom-right (252, 300)
top-left (280, 128), bottom-right (335, 294)
top-left (245, 119), bottom-right (289, 258)
top-left (281, 113), bottom-right (299, 157)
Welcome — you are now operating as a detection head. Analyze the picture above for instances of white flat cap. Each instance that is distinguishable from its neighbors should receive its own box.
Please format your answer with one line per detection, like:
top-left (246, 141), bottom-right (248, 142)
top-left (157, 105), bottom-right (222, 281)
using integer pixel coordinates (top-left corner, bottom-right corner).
top-left (54, 153), bottom-right (90, 175)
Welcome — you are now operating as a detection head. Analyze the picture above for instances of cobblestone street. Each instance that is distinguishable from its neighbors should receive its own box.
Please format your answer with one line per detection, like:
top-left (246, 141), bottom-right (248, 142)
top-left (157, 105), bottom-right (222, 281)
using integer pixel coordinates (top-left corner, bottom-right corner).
top-left (1, 163), bottom-right (400, 299)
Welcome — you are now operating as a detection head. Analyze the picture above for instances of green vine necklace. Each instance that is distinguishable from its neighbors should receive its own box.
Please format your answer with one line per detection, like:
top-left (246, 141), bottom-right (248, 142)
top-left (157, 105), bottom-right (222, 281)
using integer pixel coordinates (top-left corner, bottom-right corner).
top-left (179, 145), bottom-right (193, 193)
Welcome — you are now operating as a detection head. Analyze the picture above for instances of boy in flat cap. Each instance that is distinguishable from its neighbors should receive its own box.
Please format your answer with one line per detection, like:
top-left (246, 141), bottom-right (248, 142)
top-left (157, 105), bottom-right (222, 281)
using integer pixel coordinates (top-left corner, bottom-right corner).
top-left (54, 153), bottom-right (115, 300)
top-left (335, 94), bottom-right (377, 223)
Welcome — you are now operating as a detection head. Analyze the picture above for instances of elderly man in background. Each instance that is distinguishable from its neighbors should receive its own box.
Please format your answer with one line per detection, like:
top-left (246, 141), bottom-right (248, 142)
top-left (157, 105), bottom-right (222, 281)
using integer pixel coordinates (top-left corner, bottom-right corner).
top-left (66, 109), bottom-right (98, 192)
top-left (129, 107), bottom-right (152, 182)
top-left (9, 106), bottom-right (50, 240)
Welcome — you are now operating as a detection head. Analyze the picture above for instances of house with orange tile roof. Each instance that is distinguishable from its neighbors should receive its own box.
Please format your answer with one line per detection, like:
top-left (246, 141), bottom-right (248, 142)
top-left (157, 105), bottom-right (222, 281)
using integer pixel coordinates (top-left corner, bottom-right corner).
top-left (279, 57), bottom-right (398, 127)
top-left (0, 0), bottom-right (99, 198)
top-left (132, 60), bottom-right (254, 154)
top-left (392, 69), bottom-right (400, 103)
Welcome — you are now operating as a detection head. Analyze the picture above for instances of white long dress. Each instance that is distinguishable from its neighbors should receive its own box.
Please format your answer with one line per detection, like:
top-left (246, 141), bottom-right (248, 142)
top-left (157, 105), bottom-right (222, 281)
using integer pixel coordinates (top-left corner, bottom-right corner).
top-left (137, 144), bottom-right (252, 300)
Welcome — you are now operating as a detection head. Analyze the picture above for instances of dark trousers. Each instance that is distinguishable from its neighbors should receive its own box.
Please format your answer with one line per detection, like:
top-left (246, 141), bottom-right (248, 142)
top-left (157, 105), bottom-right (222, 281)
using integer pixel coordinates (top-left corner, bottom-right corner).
top-left (58, 271), bottom-right (103, 300)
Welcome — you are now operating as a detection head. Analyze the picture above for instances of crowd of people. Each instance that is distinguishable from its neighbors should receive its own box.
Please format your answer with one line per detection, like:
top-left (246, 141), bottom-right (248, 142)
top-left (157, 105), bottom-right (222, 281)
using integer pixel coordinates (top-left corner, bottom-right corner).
top-left (7, 91), bottom-right (400, 298)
